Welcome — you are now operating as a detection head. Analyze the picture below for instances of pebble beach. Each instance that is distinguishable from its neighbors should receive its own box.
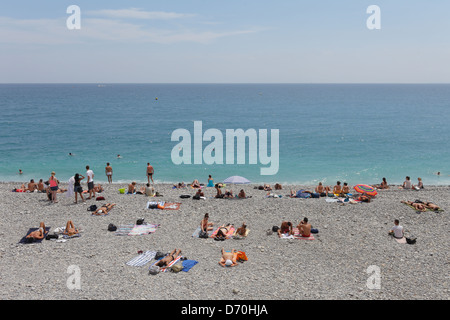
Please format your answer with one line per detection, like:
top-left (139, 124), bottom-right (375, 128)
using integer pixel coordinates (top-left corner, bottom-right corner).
top-left (0, 182), bottom-right (448, 300)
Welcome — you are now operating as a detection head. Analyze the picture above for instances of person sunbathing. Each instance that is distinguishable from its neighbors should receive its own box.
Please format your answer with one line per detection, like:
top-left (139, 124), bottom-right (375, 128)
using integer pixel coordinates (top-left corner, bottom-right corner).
top-left (342, 183), bottom-right (350, 195)
top-left (215, 184), bottom-right (224, 198)
top-left (26, 222), bottom-right (46, 241)
top-left (128, 182), bottom-right (137, 194)
top-left (63, 220), bottom-right (79, 236)
top-left (235, 222), bottom-right (248, 236)
top-left (200, 213), bottom-right (214, 232)
top-left (263, 184), bottom-right (272, 191)
top-left (94, 184), bottom-right (103, 193)
top-left (93, 203), bottom-right (116, 215)
top-left (238, 189), bottom-right (246, 199)
top-left (333, 181), bottom-right (342, 195)
top-left (315, 182), bottom-right (329, 196)
top-left (191, 179), bottom-right (201, 188)
top-left (155, 249), bottom-right (182, 268)
top-left (173, 182), bottom-right (186, 189)
top-left (274, 183), bottom-right (282, 190)
top-left (224, 189), bottom-right (233, 199)
top-left (297, 217), bottom-right (311, 237)
top-left (277, 221), bottom-right (294, 238)
top-left (423, 201), bottom-right (440, 211)
top-left (219, 248), bottom-right (238, 267)
top-left (216, 224), bottom-right (233, 239)
top-left (401, 200), bottom-right (427, 212)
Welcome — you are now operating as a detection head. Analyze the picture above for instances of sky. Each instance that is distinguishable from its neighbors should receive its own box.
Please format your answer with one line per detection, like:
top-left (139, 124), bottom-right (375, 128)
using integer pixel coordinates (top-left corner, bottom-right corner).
top-left (0, 0), bottom-right (449, 83)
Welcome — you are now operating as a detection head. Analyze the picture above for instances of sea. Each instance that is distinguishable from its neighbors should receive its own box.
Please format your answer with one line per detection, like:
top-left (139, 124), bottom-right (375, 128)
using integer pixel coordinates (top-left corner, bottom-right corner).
top-left (1, 83), bottom-right (449, 186)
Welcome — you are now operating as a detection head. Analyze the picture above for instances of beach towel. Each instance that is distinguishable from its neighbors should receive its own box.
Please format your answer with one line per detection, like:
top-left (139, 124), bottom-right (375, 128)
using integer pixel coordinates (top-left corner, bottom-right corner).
top-left (66, 176), bottom-right (75, 198)
top-left (293, 228), bottom-right (315, 240)
top-left (19, 227), bottom-right (50, 244)
top-left (126, 251), bottom-right (156, 267)
top-left (181, 260), bottom-right (198, 272)
top-left (115, 223), bottom-right (159, 236)
top-left (210, 226), bottom-right (236, 239)
top-left (394, 237), bottom-right (407, 244)
top-left (147, 201), bottom-right (181, 210)
top-left (192, 226), bottom-right (211, 238)
top-left (402, 202), bottom-right (443, 212)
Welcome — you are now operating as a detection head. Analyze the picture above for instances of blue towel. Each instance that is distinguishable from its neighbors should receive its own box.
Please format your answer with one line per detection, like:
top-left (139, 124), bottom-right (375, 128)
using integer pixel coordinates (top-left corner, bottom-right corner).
top-left (19, 227), bottom-right (50, 244)
top-left (182, 260), bottom-right (198, 272)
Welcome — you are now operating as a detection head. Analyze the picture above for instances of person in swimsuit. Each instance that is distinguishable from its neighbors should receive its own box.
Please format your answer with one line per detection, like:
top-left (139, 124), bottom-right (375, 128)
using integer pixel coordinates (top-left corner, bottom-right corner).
top-left (219, 248), bottom-right (238, 267)
top-left (49, 171), bottom-right (59, 203)
top-left (200, 213), bottom-right (214, 232)
top-left (93, 203), bottom-right (116, 215)
top-left (155, 249), bottom-right (182, 268)
top-left (423, 201), bottom-right (440, 211)
top-left (223, 189), bottom-right (233, 199)
top-left (26, 222), bottom-right (46, 241)
top-left (207, 175), bottom-right (214, 187)
top-left (277, 221), bottom-right (294, 238)
top-left (128, 182), bottom-right (137, 194)
top-left (215, 184), bottom-right (224, 198)
top-left (238, 189), bottom-right (246, 199)
top-left (63, 220), bottom-right (79, 236)
top-left (297, 217), bottom-right (312, 237)
top-left (105, 163), bottom-right (113, 184)
top-left (401, 200), bottom-right (427, 212)
top-left (147, 163), bottom-right (154, 184)
top-left (216, 224), bottom-right (233, 239)
top-left (315, 182), bottom-right (329, 196)
top-left (375, 177), bottom-right (389, 189)
top-left (235, 222), bottom-right (248, 236)
top-left (26, 179), bottom-right (37, 192)
top-left (342, 183), bottom-right (350, 195)
top-left (73, 173), bottom-right (85, 203)
top-left (333, 181), bottom-right (342, 196)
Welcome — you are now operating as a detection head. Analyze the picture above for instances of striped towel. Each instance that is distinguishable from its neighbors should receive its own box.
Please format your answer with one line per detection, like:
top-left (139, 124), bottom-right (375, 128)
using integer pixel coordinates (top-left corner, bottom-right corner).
top-left (126, 251), bottom-right (156, 267)
top-left (116, 224), bottom-right (159, 236)
top-left (293, 228), bottom-right (315, 240)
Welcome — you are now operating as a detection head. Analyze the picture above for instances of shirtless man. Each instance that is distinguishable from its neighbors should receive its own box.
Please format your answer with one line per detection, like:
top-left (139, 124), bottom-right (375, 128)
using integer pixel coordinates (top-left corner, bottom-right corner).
top-left (297, 217), bottom-right (312, 237)
top-left (26, 222), bottom-right (46, 241)
top-left (215, 184), bottom-right (224, 198)
top-left (105, 163), bottom-right (113, 184)
top-left (315, 182), bottom-right (330, 196)
top-left (219, 248), bottom-right (238, 267)
top-left (27, 179), bottom-right (37, 192)
top-left (277, 221), bottom-right (294, 238)
top-left (147, 163), bottom-right (154, 184)
top-left (155, 249), bottom-right (182, 268)
top-left (238, 189), bottom-right (246, 199)
top-left (423, 201), bottom-right (440, 211)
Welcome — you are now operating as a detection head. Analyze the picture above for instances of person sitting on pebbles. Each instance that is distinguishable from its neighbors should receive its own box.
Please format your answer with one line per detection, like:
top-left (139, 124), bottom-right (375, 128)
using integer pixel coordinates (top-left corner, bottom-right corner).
top-left (277, 221), bottom-right (294, 238)
top-left (219, 248), bottom-right (238, 267)
top-left (297, 217), bottom-right (311, 238)
top-left (200, 213), bottom-right (214, 233)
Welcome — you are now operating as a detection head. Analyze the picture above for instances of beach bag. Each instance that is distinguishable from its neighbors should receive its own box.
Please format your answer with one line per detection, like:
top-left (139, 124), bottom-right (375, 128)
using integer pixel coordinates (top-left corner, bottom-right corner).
top-left (406, 236), bottom-right (417, 245)
top-left (119, 188), bottom-right (126, 194)
top-left (136, 218), bottom-right (145, 225)
top-left (236, 251), bottom-right (248, 262)
top-left (107, 224), bottom-right (117, 232)
top-left (272, 226), bottom-right (280, 232)
top-left (96, 196), bottom-right (105, 201)
top-left (87, 204), bottom-right (97, 211)
top-left (155, 251), bottom-right (165, 260)
top-left (311, 228), bottom-right (319, 234)
top-left (148, 203), bottom-right (158, 209)
top-left (171, 263), bottom-right (183, 273)
top-left (311, 193), bottom-right (320, 198)
top-left (199, 230), bottom-right (209, 238)
top-left (149, 265), bottom-right (160, 275)
top-left (180, 195), bottom-right (191, 199)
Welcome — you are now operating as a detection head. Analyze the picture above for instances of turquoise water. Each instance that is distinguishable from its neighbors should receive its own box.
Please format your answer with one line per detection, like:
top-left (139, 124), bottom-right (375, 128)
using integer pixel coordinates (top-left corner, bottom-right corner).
top-left (1, 84), bottom-right (449, 185)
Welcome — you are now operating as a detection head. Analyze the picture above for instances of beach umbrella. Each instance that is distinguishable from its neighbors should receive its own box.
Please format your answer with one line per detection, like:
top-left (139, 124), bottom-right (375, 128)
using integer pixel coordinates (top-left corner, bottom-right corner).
top-left (353, 184), bottom-right (378, 196)
top-left (223, 176), bottom-right (251, 184)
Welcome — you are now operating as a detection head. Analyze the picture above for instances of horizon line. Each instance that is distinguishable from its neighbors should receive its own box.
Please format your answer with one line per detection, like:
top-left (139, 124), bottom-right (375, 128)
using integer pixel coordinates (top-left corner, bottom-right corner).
top-left (1, 82), bottom-right (450, 85)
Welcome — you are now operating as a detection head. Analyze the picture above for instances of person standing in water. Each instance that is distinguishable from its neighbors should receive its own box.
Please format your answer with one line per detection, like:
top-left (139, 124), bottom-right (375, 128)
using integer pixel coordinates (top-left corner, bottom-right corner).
top-left (147, 163), bottom-right (154, 184)
top-left (105, 163), bottom-right (113, 184)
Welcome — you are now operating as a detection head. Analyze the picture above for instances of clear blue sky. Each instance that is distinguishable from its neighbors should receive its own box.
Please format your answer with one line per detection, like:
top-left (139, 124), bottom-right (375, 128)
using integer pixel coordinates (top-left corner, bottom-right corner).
top-left (1, 0), bottom-right (449, 83)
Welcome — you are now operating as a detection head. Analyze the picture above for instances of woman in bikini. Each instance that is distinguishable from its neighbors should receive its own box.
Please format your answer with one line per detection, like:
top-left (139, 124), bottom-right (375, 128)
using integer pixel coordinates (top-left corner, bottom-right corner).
top-left (63, 220), bottom-right (79, 236)
top-left (155, 249), bottom-right (182, 268)
top-left (200, 213), bottom-right (214, 232)
top-left (401, 200), bottom-right (427, 212)
top-left (216, 224), bottom-right (233, 239)
top-left (93, 203), bottom-right (116, 215)
top-left (26, 222), bottom-right (46, 241)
